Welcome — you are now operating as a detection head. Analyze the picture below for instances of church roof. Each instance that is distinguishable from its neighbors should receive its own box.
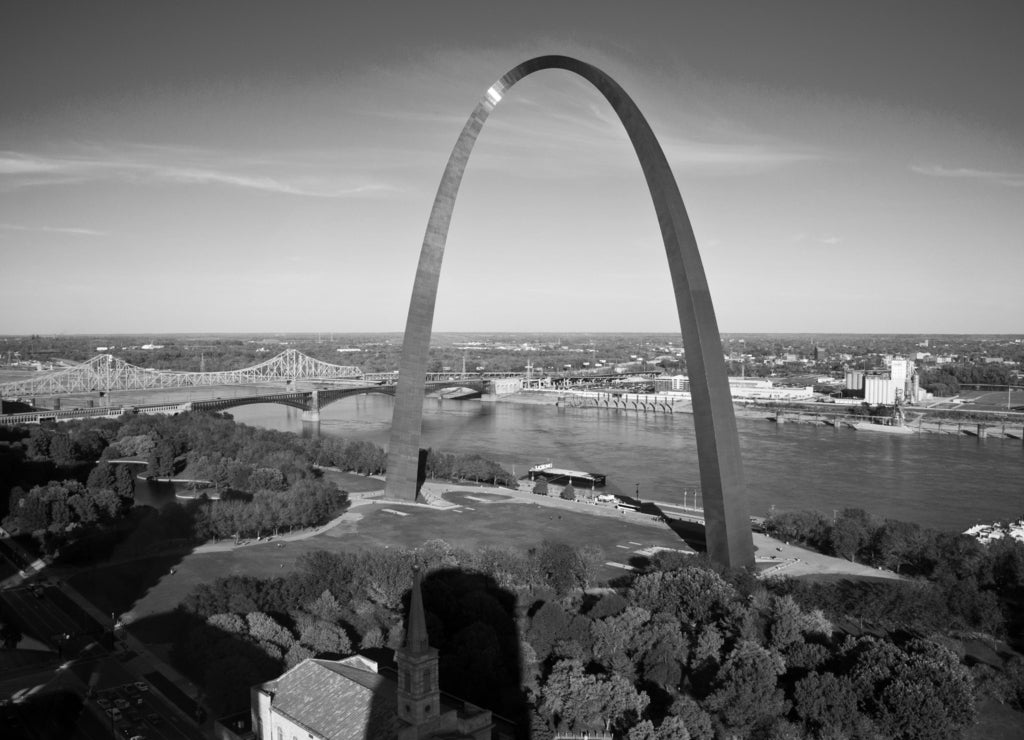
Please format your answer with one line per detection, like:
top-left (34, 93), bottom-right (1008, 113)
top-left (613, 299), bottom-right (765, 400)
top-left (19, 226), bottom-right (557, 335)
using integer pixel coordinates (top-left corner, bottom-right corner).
top-left (268, 658), bottom-right (400, 740)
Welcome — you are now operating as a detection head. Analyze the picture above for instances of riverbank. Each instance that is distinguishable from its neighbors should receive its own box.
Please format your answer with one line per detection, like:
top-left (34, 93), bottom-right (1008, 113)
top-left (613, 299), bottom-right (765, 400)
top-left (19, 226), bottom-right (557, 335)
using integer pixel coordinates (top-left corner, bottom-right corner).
top-left (491, 390), bottom-right (1024, 439)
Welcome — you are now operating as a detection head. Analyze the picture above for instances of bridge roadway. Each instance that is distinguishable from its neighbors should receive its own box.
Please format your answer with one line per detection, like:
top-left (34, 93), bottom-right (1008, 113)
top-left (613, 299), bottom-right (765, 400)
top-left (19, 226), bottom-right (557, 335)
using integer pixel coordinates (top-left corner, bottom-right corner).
top-left (0, 379), bottom-right (490, 425)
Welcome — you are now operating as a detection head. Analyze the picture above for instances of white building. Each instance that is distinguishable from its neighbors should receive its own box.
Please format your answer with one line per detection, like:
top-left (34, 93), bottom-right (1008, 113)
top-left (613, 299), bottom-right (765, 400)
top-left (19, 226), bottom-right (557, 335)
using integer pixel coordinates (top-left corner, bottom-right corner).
top-left (653, 376), bottom-right (814, 401)
top-left (864, 375), bottom-right (896, 405)
top-left (888, 358), bottom-right (909, 391)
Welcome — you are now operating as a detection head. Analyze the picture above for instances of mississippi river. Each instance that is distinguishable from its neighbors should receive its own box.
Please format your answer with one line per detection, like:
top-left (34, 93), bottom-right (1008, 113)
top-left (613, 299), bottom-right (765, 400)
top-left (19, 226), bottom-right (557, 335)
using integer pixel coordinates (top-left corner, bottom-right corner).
top-left (202, 396), bottom-right (1024, 532)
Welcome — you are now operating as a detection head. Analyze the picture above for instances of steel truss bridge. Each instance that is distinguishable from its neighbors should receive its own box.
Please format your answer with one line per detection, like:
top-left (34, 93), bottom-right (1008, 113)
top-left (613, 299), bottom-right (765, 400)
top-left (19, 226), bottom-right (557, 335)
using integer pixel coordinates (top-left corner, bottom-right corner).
top-left (0, 349), bottom-right (520, 400)
top-left (0, 350), bottom-right (364, 398)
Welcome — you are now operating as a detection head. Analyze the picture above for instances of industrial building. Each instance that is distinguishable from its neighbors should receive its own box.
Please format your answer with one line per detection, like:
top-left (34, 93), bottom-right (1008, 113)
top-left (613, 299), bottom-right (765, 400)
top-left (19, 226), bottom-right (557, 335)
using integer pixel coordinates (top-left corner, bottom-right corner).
top-left (844, 357), bottom-right (924, 405)
top-left (654, 375), bottom-right (814, 401)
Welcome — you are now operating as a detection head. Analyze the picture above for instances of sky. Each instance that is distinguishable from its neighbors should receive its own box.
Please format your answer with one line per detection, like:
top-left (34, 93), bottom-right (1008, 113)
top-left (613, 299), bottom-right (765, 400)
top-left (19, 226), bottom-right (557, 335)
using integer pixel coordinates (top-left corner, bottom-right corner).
top-left (1, 1), bottom-right (1022, 335)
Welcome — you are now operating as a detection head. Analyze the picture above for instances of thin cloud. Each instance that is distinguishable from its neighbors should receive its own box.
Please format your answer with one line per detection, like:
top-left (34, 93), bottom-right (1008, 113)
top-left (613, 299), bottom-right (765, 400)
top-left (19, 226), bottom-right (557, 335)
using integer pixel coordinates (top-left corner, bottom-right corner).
top-left (0, 223), bottom-right (108, 237)
top-left (0, 148), bottom-right (397, 198)
top-left (470, 83), bottom-right (818, 177)
top-left (911, 164), bottom-right (1024, 188)
top-left (820, 236), bottom-right (841, 245)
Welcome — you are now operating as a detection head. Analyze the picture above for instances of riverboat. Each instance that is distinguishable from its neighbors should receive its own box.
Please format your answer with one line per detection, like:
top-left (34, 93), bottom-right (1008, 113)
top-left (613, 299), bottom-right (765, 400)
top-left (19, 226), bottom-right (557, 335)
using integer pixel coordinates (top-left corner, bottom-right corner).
top-left (528, 462), bottom-right (607, 488)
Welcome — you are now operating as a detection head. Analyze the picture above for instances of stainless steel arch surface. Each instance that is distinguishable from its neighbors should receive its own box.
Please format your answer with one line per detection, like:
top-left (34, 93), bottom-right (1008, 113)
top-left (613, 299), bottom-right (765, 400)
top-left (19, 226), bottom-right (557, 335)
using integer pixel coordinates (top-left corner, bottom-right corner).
top-left (386, 55), bottom-right (754, 568)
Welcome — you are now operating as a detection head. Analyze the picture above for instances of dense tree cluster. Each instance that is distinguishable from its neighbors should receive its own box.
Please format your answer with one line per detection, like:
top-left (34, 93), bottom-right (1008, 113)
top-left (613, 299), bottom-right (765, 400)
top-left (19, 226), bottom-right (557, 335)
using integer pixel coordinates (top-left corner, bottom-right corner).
top-left (765, 508), bottom-right (1024, 638)
top-left (919, 362), bottom-right (1015, 397)
top-left (316, 437), bottom-right (387, 475)
top-left (3, 478), bottom-right (132, 555)
top-left (424, 448), bottom-right (518, 487)
top-left (190, 480), bottom-right (345, 542)
top-left (767, 508), bottom-right (1024, 583)
top-left (165, 535), bottom-right (1010, 738)
top-left (523, 556), bottom-right (985, 739)
top-left (2, 420), bottom-right (136, 555)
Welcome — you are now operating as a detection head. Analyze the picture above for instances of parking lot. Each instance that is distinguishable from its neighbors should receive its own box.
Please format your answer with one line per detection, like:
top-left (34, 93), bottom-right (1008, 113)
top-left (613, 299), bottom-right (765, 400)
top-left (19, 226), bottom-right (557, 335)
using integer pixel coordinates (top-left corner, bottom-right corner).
top-left (86, 678), bottom-right (199, 740)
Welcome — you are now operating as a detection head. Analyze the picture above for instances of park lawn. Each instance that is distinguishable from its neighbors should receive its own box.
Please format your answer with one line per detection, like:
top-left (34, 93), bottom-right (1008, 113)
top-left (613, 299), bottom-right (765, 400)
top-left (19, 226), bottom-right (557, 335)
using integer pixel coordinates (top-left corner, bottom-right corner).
top-left (123, 494), bottom-right (697, 626)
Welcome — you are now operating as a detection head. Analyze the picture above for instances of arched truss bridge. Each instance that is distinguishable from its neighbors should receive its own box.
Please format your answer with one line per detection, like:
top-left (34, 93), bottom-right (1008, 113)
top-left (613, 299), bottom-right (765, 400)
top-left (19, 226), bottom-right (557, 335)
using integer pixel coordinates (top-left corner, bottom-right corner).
top-left (0, 349), bottom-right (366, 398)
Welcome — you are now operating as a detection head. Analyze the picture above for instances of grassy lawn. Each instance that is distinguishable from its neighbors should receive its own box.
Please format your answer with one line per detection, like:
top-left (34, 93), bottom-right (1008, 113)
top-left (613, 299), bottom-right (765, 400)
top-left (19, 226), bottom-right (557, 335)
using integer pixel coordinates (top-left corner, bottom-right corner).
top-left (117, 490), bottom-right (697, 624)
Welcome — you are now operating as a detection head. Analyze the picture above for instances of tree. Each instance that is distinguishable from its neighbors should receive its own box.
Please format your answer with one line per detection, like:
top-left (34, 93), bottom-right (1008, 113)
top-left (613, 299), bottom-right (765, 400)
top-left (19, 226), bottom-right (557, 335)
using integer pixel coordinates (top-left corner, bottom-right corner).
top-left (793, 672), bottom-right (860, 736)
top-left (305, 589), bottom-right (345, 623)
top-left (86, 461), bottom-right (117, 492)
top-left (629, 566), bottom-right (738, 626)
top-left (535, 541), bottom-right (588, 595)
top-left (871, 519), bottom-right (929, 573)
top-left (48, 433), bottom-right (75, 466)
top-left (668, 696), bottom-right (714, 740)
top-left (207, 613), bottom-right (247, 635)
top-left (284, 642), bottom-right (314, 669)
top-left (842, 636), bottom-right (976, 739)
top-left (245, 612), bottom-right (294, 649)
top-left (703, 641), bottom-right (787, 734)
top-left (147, 438), bottom-right (177, 476)
top-left (533, 478), bottom-right (549, 496)
top-left (829, 508), bottom-right (875, 562)
top-left (537, 659), bottom-right (649, 735)
top-left (591, 606), bottom-right (651, 668)
top-left (639, 617), bottom-right (687, 691)
top-left (297, 616), bottom-right (351, 655)
top-left (560, 484), bottom-right (576, 501)
top-left (526, 601), bottom-right (568, 661)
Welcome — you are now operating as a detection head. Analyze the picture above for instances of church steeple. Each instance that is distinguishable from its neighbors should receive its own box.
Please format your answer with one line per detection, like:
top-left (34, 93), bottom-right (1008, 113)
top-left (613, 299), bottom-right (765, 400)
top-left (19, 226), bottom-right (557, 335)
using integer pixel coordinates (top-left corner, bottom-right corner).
top-left (396, 567), bottom-right (440, 730)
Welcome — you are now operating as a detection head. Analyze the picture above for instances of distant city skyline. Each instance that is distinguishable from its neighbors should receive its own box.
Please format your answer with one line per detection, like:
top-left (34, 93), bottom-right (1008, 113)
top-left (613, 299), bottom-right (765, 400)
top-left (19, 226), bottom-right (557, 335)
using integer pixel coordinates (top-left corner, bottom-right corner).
top-left (2, 1), bottom-right (1022, 335)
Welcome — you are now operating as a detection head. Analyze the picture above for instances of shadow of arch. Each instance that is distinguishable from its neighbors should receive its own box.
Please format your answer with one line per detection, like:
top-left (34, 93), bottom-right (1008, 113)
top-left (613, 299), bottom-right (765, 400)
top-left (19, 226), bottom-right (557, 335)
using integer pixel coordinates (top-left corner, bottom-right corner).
top-left (385, 55), bottom-right (753, 569)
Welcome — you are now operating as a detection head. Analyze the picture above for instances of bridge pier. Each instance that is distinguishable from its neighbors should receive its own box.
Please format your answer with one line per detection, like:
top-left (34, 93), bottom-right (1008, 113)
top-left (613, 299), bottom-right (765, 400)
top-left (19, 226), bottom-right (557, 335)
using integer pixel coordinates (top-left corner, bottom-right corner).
top-left (302, 390), bottom-right (320, 423)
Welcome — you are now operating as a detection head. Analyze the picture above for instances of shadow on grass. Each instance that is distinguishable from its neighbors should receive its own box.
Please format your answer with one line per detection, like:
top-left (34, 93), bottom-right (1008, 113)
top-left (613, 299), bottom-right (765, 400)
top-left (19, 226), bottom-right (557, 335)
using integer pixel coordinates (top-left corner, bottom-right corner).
top-left (69, 552), bottom-right (189, 617)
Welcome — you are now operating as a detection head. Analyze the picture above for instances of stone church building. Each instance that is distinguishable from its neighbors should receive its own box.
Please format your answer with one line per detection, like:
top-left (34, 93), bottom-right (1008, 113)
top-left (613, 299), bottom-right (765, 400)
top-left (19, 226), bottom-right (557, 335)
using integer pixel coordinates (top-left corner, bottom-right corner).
top-left (250, 569), bottom-right (494, 740)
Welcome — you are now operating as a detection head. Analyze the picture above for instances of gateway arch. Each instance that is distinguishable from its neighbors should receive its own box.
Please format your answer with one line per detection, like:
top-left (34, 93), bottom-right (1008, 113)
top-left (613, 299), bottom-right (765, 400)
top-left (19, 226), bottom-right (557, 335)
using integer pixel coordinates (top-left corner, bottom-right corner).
top-left (386, 55), bottom-right (754, 568)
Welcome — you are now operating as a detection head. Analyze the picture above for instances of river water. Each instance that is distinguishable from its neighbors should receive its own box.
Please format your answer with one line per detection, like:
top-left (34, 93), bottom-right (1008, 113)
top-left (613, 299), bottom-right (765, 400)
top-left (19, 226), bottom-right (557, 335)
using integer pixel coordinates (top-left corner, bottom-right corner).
top-left (162, 396), bottom-right (1023, 533)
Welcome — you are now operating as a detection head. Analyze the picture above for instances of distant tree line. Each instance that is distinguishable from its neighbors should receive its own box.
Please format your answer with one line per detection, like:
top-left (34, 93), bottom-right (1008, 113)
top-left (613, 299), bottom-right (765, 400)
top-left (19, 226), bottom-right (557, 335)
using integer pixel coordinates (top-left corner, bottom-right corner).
top-left (919, 362), bottom-right (1015, 397)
